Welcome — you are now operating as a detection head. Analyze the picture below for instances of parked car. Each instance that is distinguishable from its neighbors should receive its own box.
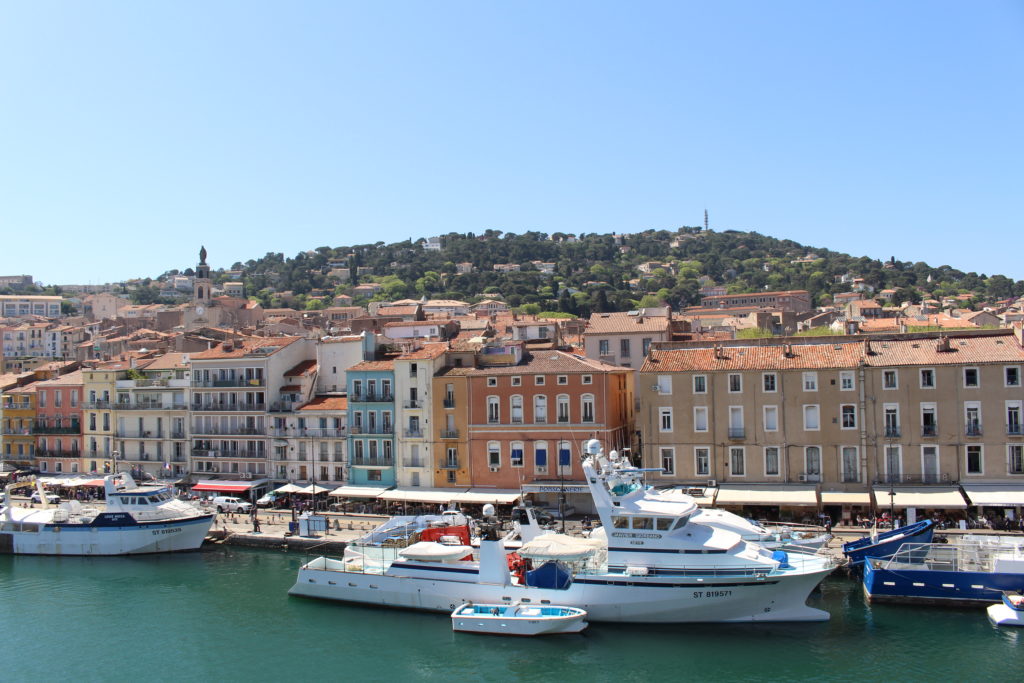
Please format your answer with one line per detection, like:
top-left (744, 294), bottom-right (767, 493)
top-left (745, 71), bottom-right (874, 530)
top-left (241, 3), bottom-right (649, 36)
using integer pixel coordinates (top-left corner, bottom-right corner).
top-left (256, 492), bottom-right (280, 508)
top-left (30, 491), bottom-right (61, 504)
top-left (212, 496), bottom-right (253, 514)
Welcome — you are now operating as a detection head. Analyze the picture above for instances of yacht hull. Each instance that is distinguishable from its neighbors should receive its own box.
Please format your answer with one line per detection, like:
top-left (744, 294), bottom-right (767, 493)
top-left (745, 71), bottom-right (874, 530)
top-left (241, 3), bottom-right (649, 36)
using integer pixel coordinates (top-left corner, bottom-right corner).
top-left (290, 560), bottom-right (832, 623)
top-left (0, 514), bottom-right (214, 555)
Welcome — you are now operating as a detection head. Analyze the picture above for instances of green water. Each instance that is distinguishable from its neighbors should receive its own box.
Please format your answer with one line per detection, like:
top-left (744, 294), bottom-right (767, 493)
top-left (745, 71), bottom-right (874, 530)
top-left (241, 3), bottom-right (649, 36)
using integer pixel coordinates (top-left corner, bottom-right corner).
top-left (1, 548), bottom-right (1019, 682)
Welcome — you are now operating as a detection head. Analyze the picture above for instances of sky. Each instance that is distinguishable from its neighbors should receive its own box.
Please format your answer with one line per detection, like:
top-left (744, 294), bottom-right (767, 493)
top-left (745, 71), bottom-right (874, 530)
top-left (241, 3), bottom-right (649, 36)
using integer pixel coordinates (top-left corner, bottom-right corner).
top-left (1, 1), bottom-right (1022, 285)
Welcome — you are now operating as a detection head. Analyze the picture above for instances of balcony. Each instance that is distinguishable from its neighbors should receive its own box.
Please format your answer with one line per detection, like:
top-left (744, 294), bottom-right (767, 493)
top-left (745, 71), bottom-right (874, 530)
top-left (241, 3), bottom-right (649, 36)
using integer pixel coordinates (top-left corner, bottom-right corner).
top-left (191, 448), bottom-right (266, 459)
top-left (402, 458), bottom-right (425, 468)
top-left (443, 398), bottom-right (455, 409)
top-left (404, 399), bottom-right (421, 409)
top-left (33, 424), bottom-right (80, 435)
top-left (876, 473), bottom-right (951, 485)
top-left (727, 427), bottom-right (745, 439)
top-left (350, 392), bottom-right (393, 403)
top-left (350, 456), bottom-right (394, 467)
top-left (441, 429), bottom-right (460, 439)
top-left (884, 426), bottom-right (901, 438)
top-left (190, 426), bottom-right (264, 437)
top-left (192, 378), bottom-right (265, 388)
top-left (37, 450), bottom-right (81, 459)
top-left (301, 428), bottom-right (346, 438)
top-left (116, 378), bottom-right (189, 389)
top-left (921, 424), bottom-right (937, 437)
top-left (115, 430), bottom-right (164, 439)
top-left (348, 426), bottom-right (393, 435)
top-left (965, 422), bottom-right (983, 437)
top-left (192, 403), bottom-right (266, 412)
top-left (799, 472), bottom-right (821, 483)
top-left (269, 401), bottom-right (299, 413)
top-left (114, 402), bottom-right (188, 411)
top-left (1009, 424), bottom-right (1023, 436)
top-left (404, 428), bottom-right (423, 438)
top-left (170, 430), bottom-right (187, 439)
top-left (83, 401), bottom-right (111, 409)
top-left (439, 459), bottom-right (459, 470)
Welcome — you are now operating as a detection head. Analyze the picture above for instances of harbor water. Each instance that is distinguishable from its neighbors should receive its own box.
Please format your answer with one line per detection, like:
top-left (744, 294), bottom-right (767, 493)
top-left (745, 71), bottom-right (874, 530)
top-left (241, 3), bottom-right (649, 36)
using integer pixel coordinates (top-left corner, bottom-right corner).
top-left (2, 547), bottom-right (1019, 682)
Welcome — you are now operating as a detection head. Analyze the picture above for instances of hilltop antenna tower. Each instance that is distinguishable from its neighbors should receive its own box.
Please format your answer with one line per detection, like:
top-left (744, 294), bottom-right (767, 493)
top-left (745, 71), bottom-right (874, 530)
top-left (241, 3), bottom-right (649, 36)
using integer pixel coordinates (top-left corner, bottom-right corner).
top-left (704, 209), bottom-right (708, 231)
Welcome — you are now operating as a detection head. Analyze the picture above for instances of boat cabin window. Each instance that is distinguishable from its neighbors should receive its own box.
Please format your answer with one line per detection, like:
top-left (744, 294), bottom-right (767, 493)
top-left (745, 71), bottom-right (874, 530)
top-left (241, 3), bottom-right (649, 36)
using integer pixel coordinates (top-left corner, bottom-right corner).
top-left (632, 517), bottom-right (653, 530)
top-left (612, 516), bottom-right (629, 529)
top-left (655, 518), bottom-right (673, 531)
top-left (672, 515), bottom-right (690, 530)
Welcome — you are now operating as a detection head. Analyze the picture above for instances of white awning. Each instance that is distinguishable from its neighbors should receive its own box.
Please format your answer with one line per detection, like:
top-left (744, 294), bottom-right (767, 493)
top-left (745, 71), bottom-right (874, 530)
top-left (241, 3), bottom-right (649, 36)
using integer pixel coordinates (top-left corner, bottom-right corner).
top-left (715, 485), bottom-right (819, 506)
top-left (297, 484), bottom-right (331, 495)
top-left (449, 489), bottom-right (521, 504)
top-left (961, 484), bottom-right (1024, 507)
top-left (820, 491), bottom-right (873, 505)
top-left (872, 486), bottom-right (967, 509)
top-left (378, 487), bottom-right (467, 503)
top-left (520, 482), bottom-right (590, 494)
top-left (274, 483), bottom-right (305, 494)
top-left (328, 485), bottom-right (390, 498)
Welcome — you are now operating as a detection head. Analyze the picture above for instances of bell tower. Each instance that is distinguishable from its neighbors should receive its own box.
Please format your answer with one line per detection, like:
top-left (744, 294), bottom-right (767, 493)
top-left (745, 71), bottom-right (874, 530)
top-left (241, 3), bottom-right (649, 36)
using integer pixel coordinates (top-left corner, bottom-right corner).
top-left (193, 245), bottom-right (211, 307)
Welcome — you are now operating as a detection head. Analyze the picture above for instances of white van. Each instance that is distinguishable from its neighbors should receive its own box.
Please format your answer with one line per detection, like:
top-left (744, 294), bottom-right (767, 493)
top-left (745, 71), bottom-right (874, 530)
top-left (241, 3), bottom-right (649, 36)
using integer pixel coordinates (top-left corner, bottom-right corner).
top-left (212, 496), bottom-right (253, 514)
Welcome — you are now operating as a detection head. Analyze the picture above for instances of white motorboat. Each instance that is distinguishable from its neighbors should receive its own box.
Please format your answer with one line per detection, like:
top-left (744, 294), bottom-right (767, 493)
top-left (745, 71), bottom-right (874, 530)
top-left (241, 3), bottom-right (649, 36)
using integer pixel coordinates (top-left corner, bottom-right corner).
top-left (289, 439), bottom-right (836, 623)
top-left (988, 592), bottom-right (1024, 627)
top-left (0, 474), bottom-right (214, 555)
top-left (451, 602), bottom-right (588, 635)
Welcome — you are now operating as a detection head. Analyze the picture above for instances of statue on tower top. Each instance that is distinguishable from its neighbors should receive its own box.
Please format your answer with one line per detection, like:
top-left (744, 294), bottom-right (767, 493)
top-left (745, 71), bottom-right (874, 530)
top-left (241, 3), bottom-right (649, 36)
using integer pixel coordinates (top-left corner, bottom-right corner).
top-left (199, 245), bottom-right (208, 265)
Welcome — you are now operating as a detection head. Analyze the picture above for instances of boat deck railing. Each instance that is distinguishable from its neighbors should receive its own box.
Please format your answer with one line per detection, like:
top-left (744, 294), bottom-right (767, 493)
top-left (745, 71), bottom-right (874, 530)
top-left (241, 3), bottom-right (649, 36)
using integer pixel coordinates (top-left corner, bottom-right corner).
top-left (880, 540), bottom-right (1024, 573)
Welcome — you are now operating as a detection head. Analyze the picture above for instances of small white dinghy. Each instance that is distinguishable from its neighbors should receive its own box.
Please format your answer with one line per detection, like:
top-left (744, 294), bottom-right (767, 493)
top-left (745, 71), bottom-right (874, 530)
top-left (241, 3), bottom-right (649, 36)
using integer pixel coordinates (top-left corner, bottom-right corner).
top-left (987, 592), bottom-right (1024, 627)
top-left (451, 602), bottom-right (588, 636)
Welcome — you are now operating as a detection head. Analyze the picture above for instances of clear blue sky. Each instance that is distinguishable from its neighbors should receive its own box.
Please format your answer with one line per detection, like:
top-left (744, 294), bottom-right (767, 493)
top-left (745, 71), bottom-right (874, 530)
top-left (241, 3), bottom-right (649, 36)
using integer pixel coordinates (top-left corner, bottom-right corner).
top-left (1, 1), bottom-right (1022, 285)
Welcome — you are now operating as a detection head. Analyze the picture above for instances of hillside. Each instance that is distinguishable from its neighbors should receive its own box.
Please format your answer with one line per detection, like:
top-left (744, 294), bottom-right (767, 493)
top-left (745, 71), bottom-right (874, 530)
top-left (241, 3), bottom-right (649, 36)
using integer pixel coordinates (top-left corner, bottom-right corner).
top-left (161, 228), bottom-right (1024, 315)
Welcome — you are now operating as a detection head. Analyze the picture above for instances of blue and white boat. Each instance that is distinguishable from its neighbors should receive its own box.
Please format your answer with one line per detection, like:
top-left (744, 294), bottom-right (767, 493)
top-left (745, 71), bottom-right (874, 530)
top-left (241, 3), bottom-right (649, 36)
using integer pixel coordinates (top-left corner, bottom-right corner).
top-left (0, 473), bottom-right (214, 555)
top-left (451, 602), bottom-right (588, 635)
top-left (987, 591), bottom-right (1024, 627)
top-left (842, 520), bottom-right (935, 567)
top-left (863, 536), bottom-right (1024, 605)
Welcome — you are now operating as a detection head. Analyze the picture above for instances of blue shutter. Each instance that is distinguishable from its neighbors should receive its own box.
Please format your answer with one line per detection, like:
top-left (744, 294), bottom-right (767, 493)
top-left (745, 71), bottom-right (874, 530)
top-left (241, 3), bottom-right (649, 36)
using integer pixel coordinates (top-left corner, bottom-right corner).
top-left (535, 447), bottom-right (547, 467)
top-left (559, 447), bottom-right (570, 467)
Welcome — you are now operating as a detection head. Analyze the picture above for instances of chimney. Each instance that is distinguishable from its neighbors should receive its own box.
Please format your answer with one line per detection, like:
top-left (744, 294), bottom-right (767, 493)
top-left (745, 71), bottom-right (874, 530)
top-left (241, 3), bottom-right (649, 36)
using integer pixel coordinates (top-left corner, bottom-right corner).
top-left (713, 344), bottom-right (724, 359)
top-left (636, 316), bottom-right (644, 324)
top-left (936, 336), bottom-right (951, 353)
top-left (865, 339), bottom-right (874, 356)
top-left (783, 343), bottom-right (794, 358)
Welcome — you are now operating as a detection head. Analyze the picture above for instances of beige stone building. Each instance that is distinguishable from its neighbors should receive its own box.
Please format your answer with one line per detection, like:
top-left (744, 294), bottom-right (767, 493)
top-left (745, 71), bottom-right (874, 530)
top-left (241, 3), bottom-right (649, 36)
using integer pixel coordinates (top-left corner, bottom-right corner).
top-left (639, 328), bottom-right (1024, 524)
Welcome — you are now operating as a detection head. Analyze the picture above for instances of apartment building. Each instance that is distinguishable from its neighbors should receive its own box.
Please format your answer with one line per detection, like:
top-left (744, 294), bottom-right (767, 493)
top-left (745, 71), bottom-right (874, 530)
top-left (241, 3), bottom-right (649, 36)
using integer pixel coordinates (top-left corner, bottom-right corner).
top-left (269, 395), bottom-right (347, 484)
top-left (1, 384), bottom-right (37, 466)
top-left (698, 289), bottom-right (812, 313)
top-left (639, 329), bottom-right (1024, 524)
top-left (393, 344), bottom-right (447, 487)
top-left (82, 361), bottom-right (124, 472)
top-left (34, 370), bottom-right (83, 474)
top-left (583, 311), bottom-right (673, 370)
top-left (346, 360), bottom-right (396, 487)
top-left (0, 294), bottom-right (62, 319)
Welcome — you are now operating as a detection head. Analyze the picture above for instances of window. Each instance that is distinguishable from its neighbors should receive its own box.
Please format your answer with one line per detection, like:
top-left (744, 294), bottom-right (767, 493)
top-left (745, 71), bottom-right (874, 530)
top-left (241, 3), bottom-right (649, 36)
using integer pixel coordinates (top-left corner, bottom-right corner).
top-left (764, 447), bottom-right (780, 476)
top-left (582, 375), bottom-right (592, 385)
top-left (841, 404), bottom-right (857, 429)
top-left (1009, 445), bottom-right (1024, 475)
top-left (656, 375), bottom-right (672, 395)
top-left (534, 376), bottom-right (545, 385)
top-left (534, 395), bottom-right (548, 423)
top-left (921, 404), bottom-right (937, 436)
top-left (763, 405), bottom-right (778, 432)
top-left (964, 367), bottom-right (979, 388)
top-left (581, 394), bottom-right (595, 423)
top-left (511, 376), bottom-right (522, 387)
top-left (965, 403), bottom-right (981, 436)
top-left (557, 441), bottom-right (572, 474)
top-left (660, 447), bottom-right (675, 476)
top-left (693, 375), bottom-right (707, 394)
top-left (803, 405), bottom-right (820, 431)
top-left (510, 395), bottom-right (523, 423)
top-left (803, 372), bottom-right (818, 392)
top-left (534, 442), bottom-right (548, 473)
top-left (487, 442), bottom-right (501, 468)
top-left (762, 373), bottom-right (776, 392)
top-left (840, 371), bottom-right (855, 391)
top-left (883, 370), bottom-right (898, 389)
top-left (842, 447), bottom-right (859, 482)
top-left (620, 339), bottom-right (631, 358)
top-left (966, 445), bottom-right (983, 475)
top-left (37, 391), bottom-right (46, 408)
top-left (511, 441), bottom-right (524, 468)
top-left (728, 406), bottom-right (743, 438)
top-left (805, 446), bottom-right (821, 478)
top-left (920, 368), bottom-right (935, 389)
top-left (1008, 402), bottom-right (1022, 436)
top-left (487, 396), bottom-right (500, 423)
top-left (1006, 366), bottom-right (1021, 387)
top-left (642, 338), bottom-right (653, 356)
top-left (368, 469), bottom-right (382, 482)
top-left (487, 377), bottom-right (497, 387)
top-left (695, 447), bottom-right (710, 476)
top-left (556, 395), bottom-right (570, 423)
top-left (659, 407), bottom-right (673, 432)
top-left (728, 374), bottom-right (742, 393)
top-left (598, 340), bottom-right (609, 356)
top-left (557, 375), bottom-right (568, 385)
top-left (885, 445), bottom-right (901, 482)
top-left (694, 406), bottom-right (708, 432)
top-left (729, 447), bottom-right (745, 476)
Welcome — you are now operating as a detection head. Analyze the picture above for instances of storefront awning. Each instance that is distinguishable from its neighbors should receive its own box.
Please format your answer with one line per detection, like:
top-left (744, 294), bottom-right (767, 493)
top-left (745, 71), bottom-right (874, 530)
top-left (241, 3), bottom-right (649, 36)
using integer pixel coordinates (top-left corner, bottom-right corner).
top-left (191, 480), bottom-right (262, 493)
top-left (328, 485), bottom-right (390, 498)
top-left (820, 491), bottom-right (873, 505)
top-left (961, 484), bottom-right (1024, 507)
top-left (715, 485), bottom-right (819, 506)
top-left (378, 487), bottom-right (466, 503)
top-left (872, 486), bottom-right (967, 509)
top-left (449, 489), bottom-right (521, 504)
top-left (519, 482), bottom-right (590, 494)
top-left (297, 484), bottom-right (331, 495)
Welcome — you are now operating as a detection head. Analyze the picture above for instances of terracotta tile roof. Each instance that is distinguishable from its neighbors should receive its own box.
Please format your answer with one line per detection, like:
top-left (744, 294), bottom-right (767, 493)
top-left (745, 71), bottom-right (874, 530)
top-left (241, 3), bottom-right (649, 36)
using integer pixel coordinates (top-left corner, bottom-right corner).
top-left (584, 312), bottom-right (672, 334)
top-left (142, 352), bottom-right (190, 370)
top-left (298, 395), bottom-right (347, 411)
top-left (348, 360), bottom-right (395, 371)
top-left (34, 370), bottom-right (84, 386)
top-left (439, 350), bottom-right (626, 376)
top-left (376, 305), bottom-right (419, 316)
top-left (284, 359), bottom-right (317, 377)
top-left (863, 335), bottom-right (1024, 366)
top-left (397, 344), bottom-right (448, 360)
top-left (190, 336), bottom-right (300, 360)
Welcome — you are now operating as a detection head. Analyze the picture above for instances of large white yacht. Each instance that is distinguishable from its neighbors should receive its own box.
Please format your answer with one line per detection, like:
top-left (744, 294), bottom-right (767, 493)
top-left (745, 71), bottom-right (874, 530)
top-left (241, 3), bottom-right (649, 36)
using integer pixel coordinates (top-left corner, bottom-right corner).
top-left (0, 474), bottom-right (214, 555)
top-left (290, 440), bottom-right (835, 623)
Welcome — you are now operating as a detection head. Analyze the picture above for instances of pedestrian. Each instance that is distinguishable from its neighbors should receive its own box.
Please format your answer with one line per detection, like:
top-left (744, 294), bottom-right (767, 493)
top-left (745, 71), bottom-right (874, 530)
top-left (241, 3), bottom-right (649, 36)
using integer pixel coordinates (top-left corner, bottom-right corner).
top-left (252, 509), bottom-right (261, 533)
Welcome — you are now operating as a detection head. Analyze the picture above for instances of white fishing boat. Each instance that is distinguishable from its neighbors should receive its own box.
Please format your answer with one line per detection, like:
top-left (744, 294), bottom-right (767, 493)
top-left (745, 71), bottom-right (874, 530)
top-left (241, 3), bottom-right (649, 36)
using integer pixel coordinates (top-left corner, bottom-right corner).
top-left (987, 592), bottom-right (1024, 627)
top-left (451, 602), bottom-right (588, 635)
top-left (289, 440), bottom-right (836, 623)
top-left (0, 474), bottom-right (214, 555)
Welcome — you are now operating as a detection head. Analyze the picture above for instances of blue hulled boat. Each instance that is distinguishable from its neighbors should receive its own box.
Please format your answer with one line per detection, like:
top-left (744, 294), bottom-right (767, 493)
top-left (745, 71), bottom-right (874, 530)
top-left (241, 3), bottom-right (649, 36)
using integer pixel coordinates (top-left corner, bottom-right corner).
top-left (842, 520), bottom-right (935, 567)
top-left (863, 536), bottom-right (1024, 605)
